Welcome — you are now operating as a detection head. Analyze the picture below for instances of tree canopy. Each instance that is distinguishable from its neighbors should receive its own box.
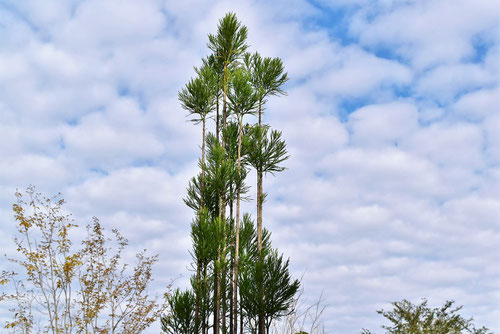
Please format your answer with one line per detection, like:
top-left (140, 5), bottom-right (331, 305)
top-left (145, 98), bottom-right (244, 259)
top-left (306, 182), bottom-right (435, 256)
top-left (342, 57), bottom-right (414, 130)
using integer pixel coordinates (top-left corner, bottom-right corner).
top-left (361, 299), bottom-right (492, 334)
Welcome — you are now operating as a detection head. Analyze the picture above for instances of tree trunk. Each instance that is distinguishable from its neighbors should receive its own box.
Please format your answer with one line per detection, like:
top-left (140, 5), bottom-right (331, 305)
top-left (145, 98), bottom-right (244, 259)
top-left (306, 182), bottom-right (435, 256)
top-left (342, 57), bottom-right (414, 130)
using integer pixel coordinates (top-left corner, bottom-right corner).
top-left (222, 64), bottom-right (228, 149)
top-left (258, 99), bottom-right (262, 128)
top-left (233, 119), bottom-right (243, 334)
top-left (215, 227), bottom-right (221, 334)
top-left (257, 100), bottom-right (265, 334)
top-left (222, 261), bottom-right (227, 334)
top-left (256, 171), bottom-right (263, 256)
top-left (195, 261), bottom-right (201, 333)
top-left (216, 96), bottom-right (220, 142)
top-left (202, 263), bottom-right (208, 334)
top-left (240, 299), bottom-right (243, 334)
top-left (229, 200), bottom-right (234, 334)
top-left (195, 117), bottom-right (206, 333)
top-left (220, 63), bottom-right (228, 242)
top-left (202, 118), bottom-right (206, 184)
top-left (257, 99), bottom-right (264, 255)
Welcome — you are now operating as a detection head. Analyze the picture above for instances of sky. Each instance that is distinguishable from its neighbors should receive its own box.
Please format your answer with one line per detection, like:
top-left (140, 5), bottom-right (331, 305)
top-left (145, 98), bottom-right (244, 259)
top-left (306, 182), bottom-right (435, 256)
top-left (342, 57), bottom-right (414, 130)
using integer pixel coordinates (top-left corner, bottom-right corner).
top-left (0, 0), bottom-right (499, 332)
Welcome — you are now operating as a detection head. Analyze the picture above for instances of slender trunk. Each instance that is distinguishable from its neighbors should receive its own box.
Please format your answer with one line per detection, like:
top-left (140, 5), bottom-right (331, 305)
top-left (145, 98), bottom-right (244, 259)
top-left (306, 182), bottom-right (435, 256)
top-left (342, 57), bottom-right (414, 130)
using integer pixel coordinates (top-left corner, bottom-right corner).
top-left (233, 119), bottom-right (243, 334)
top-left (195, 117), bottom-right (207, 332)
top-left (229, 199), bottom-right (234, 334)
top-left (222, 64), bottom-right (228, 148)
top-left (258, 99), bottom-right (262, 128)
top-left (233, 191), bottom-right (241, 334)
top-left (257, 170), bottom-right (265, 334)
top-left (195, 261), bottom-right (201, 333)
top-left (222, 262), bottom-right (227, 334)
top-left (214, 213), bottom-right (222, 334)
top-left (256, 172), bottom-right (263, 256)
top-left (257, 99), bottom-right (264, 255)
top-left (202, 117), bottom-right (206, 184)
top-left (48, 247), bottom-right (59, 334)
top-left (222, 217), bottom-right (231, 334)
top-left (259, 315), bottom-right (266, 334)
top-left (202, 263), bottom-right (208, 334)
top-left (239, 299), bottom-right (243, 334)
top-left (229, 262), bottom-right (234, 334)
top-left (257, 99), bottom-right (265, 334)
top-left (214, 260), bottom-right (220, 334)
top-left (219, 63), bottom-right (228, 251)
top-left (216, 96), bottom-right (220, 142)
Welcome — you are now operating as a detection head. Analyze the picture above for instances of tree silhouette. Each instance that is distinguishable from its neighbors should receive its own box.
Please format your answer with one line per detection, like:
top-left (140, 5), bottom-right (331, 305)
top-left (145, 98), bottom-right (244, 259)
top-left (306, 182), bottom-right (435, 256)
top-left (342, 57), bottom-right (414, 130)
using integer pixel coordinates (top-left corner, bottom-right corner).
top-left (166, 12), bottom-right (298, 334)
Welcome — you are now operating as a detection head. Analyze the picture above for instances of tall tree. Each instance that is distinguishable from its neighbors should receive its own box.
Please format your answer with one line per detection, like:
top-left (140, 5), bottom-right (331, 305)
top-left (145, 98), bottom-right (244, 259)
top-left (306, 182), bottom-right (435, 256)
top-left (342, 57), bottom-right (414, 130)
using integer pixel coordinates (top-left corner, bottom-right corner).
top-left (244, 53), bottom-right (288, 334)
top-left (244, 52), bottom-right (288, 256)
top-left (179, 63), bottom-right (218, 330)
top-left (227, 68), bottom-right (258, 333)
top-left (207, 14), bottom-right (249, 334)
top-left (170, 13), bottom-right (298, 334)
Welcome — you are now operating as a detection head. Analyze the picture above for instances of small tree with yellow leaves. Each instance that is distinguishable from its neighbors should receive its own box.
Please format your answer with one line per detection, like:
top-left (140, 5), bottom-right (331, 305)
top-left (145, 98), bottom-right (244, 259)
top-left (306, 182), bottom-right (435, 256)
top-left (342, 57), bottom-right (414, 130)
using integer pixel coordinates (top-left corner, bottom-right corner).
top-left (0, 186), bottom-right (168, 333)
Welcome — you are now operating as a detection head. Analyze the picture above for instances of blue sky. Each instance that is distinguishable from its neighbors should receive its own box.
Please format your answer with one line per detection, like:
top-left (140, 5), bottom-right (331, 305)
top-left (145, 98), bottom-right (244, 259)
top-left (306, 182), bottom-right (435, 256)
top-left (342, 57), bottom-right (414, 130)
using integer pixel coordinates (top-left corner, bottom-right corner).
top-left (0, 0), bottom-right (499, 332)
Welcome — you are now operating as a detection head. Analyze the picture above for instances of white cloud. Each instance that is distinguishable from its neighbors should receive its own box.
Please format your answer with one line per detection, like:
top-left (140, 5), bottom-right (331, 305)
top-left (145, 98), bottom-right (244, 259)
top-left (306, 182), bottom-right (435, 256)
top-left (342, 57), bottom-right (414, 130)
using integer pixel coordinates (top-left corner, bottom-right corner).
top-left (0, 154), bottom-right (70, 187)
top-left (348, 102), bottom-right (418, 146)
top-left (312, 45), bottom-right (412, 97)
top-left (2, 0), bottom-right (72, 32)
top-left (404, 121), bottom-right (484, 169)
top-left (415, 63), bottom-right (495, 104)
top-left (453, 86), bottom-right (500, 121)
top-left (66, 166), bottom-right (191, 219)
top-left (443, 195), bottom-right (500, 229)
top-left (350, 0), bottom-right (500, 69)
top-left (62, 98), bottom-right (165, 169)
top-left (321, 148), bottom-right (444, 197)
top-left (57, 0), bottom-right (165, 47)
top-left (0, 0), bottom-right (498, 332)
top-left (484, 111), bottom-right (500, 165)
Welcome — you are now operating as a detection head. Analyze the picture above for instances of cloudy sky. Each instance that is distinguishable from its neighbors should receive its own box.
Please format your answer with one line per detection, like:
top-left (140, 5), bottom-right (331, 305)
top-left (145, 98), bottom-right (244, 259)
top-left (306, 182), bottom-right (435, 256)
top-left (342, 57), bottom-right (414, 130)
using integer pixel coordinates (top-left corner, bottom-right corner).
top-left (1, 0), bottom-right (499, 332)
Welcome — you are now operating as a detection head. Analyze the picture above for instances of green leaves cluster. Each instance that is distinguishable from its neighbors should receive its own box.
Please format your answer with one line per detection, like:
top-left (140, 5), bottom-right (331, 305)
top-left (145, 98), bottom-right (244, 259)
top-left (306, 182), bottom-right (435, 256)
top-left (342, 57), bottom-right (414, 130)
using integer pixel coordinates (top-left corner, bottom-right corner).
top-left (162, 289), bottom-right (196, 334)
top-left (240, 250), bottom-right (300, 333)
top-left (244, 125), bottom-right (289, 176)
top-left (362, 299), bottom-right (492, 334)
top-left (179, 65), bottom-right (218, 125)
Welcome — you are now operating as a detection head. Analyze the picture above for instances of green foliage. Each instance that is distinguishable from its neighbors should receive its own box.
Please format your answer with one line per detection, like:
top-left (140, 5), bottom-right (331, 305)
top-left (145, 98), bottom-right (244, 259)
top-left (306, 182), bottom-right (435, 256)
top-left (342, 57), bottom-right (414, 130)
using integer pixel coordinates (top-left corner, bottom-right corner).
top-left (240, 248), bottom-right (300, 333)
top-left (162, 289), bottom-right (196, 334)
top-left (190, 209), bottom-right (218, 266)
top-left (208, 12), bottom-right (249, 66)
top-left (222, 123), bottom-right (251, 197)
top-left (227, 68), bottom-right (259, 121)
top-left (184, 133), bottom-right (238, 215)
top-left (179, 64), bottom-right (218, 123)
top-left (244, 52), bottom-right (289, 102)
top-left (244, 124), bottom-right (289, 175)
top-left (361, 299), bottom-right (492, 334)
top-left (222, 122), bottom-right (241, 161)
top-left (237, 214), bottom-right (270, 266)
